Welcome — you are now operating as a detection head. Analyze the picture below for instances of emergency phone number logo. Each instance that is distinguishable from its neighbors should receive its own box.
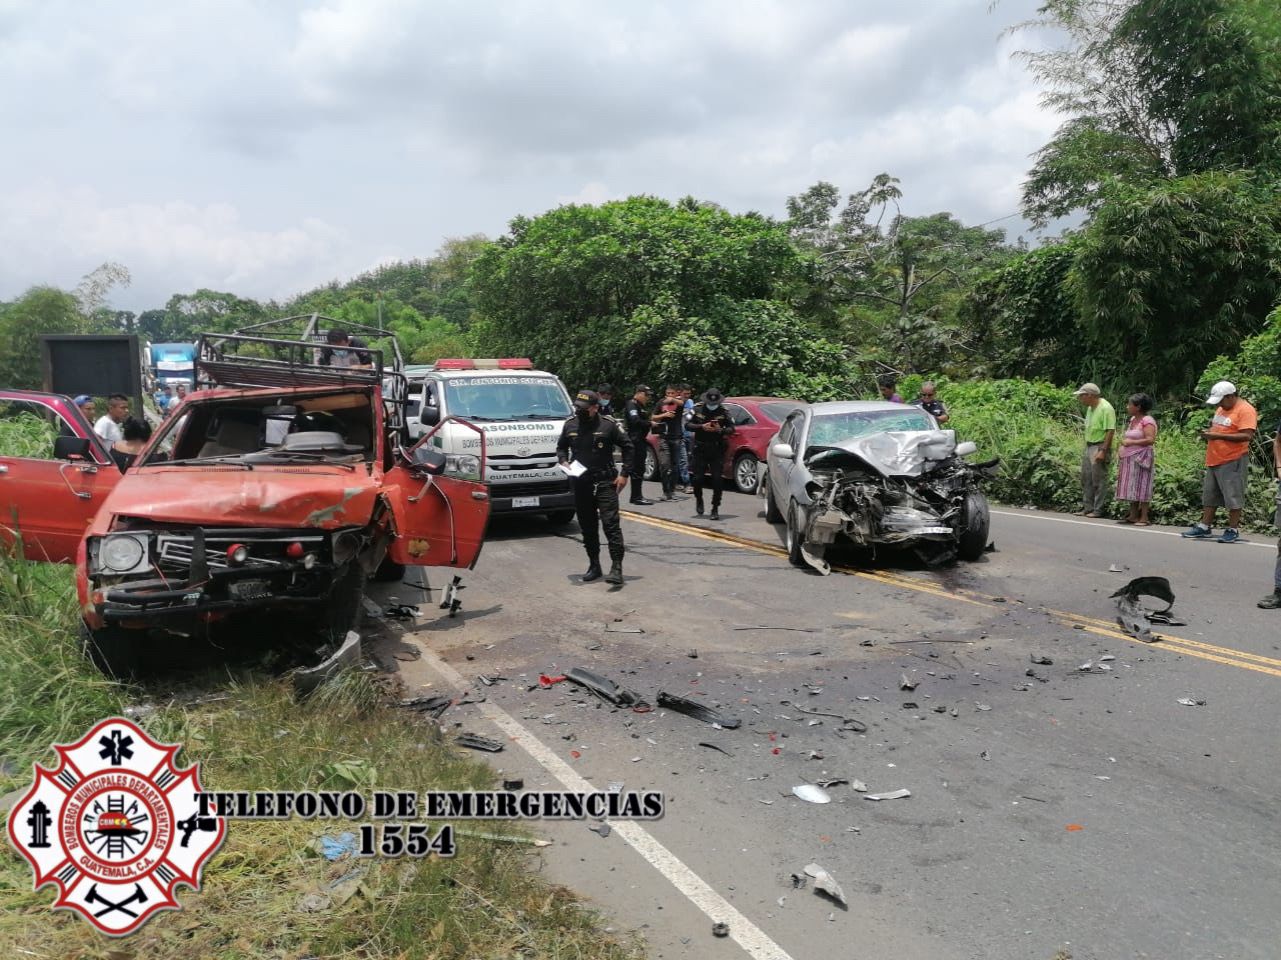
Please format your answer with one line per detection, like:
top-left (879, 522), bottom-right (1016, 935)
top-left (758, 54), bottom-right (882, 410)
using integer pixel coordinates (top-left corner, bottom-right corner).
top-left (5, 717), bottom-right (225, 936)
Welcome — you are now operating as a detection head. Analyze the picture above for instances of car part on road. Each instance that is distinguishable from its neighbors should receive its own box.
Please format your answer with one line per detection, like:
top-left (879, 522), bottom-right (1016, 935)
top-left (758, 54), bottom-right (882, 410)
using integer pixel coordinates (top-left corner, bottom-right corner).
top-left (655, 691), bottom-right (741, 728)
top-left (397, 694), bottom-right (452, 718)
top-left (711, 922), bottom-right (730, 938)
top-left (899, 673), bottom-right (918, 691)
top-left (863, 788), bottom-right (911, 801)
top-left (565, 666), bottom-right (646, 708)
top-left (439, 575), bottom-right (466, 617)
top-left (1030, 654), bottom-right (1054, 665)
top-left (502, 779), bottom-right (524, 790)
top-left (791, 784), bottom-right (832, 804)
top-left (455, 732), bottom-right (505, 752)
top-left (538, 673), bottom-right (567, 688)
top-left (292, 630), bottom-right (362, 696)
top-left (697, 742), bottom-right (733, 756)
top-left (1177, 697), bottom-right (1207, 706)
top-left (804, 863), bottom-right (848, 907)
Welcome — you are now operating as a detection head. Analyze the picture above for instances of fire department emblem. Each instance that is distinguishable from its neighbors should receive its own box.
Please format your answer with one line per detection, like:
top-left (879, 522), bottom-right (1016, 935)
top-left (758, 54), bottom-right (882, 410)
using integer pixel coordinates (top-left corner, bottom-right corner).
top-left (6, 717), bottom-right (225, 935)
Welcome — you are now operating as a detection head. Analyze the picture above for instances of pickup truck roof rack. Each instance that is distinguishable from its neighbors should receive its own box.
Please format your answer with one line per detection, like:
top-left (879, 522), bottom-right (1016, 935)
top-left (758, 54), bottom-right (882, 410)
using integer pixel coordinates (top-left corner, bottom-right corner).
top-left (196, 314), bottom-right (404, 390)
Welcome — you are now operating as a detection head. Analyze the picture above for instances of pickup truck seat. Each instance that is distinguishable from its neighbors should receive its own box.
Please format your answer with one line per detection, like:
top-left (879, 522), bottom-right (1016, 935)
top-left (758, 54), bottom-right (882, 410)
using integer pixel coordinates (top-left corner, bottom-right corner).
top-left (198, 418), bottom-right (262, 459)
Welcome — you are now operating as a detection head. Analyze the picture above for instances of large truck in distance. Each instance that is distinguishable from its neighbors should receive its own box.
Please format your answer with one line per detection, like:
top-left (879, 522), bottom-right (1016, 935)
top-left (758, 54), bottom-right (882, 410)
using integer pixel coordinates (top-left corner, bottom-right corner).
top-left (149, 342), bottom-right (197, 388)
top-left (405, 359), bottom-right (576, 523)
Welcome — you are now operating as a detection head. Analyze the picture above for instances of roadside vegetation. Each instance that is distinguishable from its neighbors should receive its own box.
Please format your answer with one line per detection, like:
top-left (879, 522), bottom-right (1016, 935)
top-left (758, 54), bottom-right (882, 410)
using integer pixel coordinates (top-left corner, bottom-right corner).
top-left (0, 547), bottom-right (642, 960)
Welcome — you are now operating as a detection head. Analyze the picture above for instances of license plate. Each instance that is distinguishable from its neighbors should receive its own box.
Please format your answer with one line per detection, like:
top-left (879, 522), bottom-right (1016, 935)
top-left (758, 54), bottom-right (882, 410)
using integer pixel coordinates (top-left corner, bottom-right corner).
top-left (511, 497), bottom-right (540, 508)
top-left (228, 579), bottom-right (270, 600)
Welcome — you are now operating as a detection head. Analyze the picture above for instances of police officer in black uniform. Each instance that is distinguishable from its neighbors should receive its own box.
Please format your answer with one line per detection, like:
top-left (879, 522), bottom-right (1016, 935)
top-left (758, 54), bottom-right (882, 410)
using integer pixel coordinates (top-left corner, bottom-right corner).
top-left (687, 388), bottom-right (735, 520)
top-left (557, 390), bottom-right (632, 585)
top-left (622, 384), bottom-right (655, 505)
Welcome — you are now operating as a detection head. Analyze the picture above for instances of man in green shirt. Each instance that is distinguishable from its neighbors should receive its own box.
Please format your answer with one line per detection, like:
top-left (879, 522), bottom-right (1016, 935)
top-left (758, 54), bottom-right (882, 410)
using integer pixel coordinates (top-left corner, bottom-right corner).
top-left (1075, 382), bottom-right (1116, 517)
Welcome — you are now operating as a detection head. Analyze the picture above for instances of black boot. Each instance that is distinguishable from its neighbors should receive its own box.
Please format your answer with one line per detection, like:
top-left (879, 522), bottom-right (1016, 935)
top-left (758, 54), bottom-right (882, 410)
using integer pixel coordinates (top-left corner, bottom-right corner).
top-left (695, 498), bottom-right (704, 516)
top-left (710, 506), bottom-right (720, 521)
top-left (604, 561), bottom-right (624, 585)
top-left (582, 555), bottom-right (603, 582)
top-left (1259, 590), bottom-right (1281, 609)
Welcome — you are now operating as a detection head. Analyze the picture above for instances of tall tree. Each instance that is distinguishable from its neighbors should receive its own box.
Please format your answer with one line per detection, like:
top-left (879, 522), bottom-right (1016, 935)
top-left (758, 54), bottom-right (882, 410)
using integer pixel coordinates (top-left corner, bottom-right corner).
top-left (0, 287), bottom-right (85, 389)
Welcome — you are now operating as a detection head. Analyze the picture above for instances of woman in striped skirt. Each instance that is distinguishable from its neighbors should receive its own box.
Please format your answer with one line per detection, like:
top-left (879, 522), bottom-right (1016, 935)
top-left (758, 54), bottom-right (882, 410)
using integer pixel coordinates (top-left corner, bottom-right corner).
top-left (1116, 393), bottom-right (1157, 525)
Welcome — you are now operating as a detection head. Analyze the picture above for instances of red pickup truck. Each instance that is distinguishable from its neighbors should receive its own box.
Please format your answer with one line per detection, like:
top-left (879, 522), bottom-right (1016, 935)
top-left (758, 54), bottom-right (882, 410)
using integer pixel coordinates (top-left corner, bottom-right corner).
top-left (0, 317), bottom-right (490, 676)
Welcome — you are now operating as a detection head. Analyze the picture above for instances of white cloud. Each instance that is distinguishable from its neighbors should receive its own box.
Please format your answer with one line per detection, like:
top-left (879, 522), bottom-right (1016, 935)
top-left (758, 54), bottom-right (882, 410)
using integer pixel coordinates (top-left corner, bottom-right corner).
top-left (0, 182), bottom-right (349, 305)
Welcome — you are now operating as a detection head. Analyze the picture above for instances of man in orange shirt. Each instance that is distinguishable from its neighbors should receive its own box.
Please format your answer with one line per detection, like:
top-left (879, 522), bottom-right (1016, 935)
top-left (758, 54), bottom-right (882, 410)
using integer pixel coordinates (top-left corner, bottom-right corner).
top-left (1182, 381), bottom-right (1257, 543)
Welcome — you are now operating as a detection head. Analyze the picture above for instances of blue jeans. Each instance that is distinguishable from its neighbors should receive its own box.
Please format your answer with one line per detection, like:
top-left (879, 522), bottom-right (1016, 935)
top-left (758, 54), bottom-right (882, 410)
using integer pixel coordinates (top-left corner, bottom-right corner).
top-left (677, 437), bottom-right (690, 485)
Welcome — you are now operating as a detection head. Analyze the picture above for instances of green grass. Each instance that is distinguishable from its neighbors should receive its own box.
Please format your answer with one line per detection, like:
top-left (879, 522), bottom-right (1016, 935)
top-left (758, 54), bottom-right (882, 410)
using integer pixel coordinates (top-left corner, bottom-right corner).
top-left (0, 548), bottom-right (643, 960)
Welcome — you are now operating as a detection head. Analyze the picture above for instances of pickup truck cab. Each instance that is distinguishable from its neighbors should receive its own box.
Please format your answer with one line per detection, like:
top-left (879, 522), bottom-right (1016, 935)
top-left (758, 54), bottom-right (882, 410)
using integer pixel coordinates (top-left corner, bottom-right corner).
top-left (0, 316), bottom-right (490, 676)
top-left (406, 359), bottom-right (576, 522)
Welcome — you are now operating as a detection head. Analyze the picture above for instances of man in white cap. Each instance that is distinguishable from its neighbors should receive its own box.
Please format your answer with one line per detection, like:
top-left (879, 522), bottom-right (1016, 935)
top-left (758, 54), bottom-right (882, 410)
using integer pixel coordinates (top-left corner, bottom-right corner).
top-left (1074, 382), bottom-right (1115, 517)
top-left (1182, 381), bottom-right (1256, 543)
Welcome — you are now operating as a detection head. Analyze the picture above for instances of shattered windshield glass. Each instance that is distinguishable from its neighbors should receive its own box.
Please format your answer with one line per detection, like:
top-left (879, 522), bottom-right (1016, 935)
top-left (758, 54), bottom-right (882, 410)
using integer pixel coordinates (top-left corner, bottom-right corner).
top-left (807, 409), bottom-right (934, 448)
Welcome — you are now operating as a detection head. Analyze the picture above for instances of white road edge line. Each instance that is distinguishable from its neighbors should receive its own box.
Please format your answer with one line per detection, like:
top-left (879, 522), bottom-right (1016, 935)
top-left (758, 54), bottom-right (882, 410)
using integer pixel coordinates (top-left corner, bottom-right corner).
top-left (991, 508), bottom-right (1274, 550)
top-left (420, 645), bottom-right (796, 960)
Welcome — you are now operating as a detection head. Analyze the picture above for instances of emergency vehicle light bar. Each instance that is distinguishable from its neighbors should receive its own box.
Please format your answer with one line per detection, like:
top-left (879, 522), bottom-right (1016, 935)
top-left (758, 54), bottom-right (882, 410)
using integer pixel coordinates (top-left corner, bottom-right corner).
top-left (434, 358), bottom-right (534, 370)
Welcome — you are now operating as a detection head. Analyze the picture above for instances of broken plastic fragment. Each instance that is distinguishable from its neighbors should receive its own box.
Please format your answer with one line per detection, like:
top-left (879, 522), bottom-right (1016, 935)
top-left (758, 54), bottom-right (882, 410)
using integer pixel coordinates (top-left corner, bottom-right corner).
top-left (791, 784), bottom-right (832, 804)
top-left (455, 733), bottom-right (504, 753)
top-left (588, 823), bottom-right (611, 838)
top-left (656, 691), bottom-right (741, 729)
top-left (899, 673), bottom-right (918, 691)
top-left (851, 779), bottom-right (868, 792)
top-left (803, 863), bottom-right (848, 906)
top-left (1176, 697), bottom-right (1206, 706)
top-left (565, 666), bottom-right (646, 708)
top-left (863, 789), bottom-right (911, 801)
top-left (1030, 655), bottom-right (1053, 666)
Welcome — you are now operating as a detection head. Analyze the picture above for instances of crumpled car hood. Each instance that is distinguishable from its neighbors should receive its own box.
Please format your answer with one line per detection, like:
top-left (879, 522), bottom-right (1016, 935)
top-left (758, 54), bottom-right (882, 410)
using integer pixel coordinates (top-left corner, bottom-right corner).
top-left (99, 467), bottom-right (382, 530)
top-left (810, 430), bottom-right (958, 478)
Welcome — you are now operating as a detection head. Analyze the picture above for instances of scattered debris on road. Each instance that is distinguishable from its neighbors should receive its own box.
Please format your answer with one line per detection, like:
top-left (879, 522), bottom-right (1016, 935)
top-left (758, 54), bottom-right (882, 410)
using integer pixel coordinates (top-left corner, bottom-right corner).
top-left (566, 667), bottom-right (646, 708)
top-left (712, 922), bottom-right (730, 938)
top-left (293, 631), bottom-right (361, 696)
top-left (792, 784), bottom-right (832, 804)
top-left (804, 863), bottom-right (848, 906)
top-left (604, 622), bottom-right (645, 634)
top-left (1112, 576), bottom-right (1180, 639)
top-left (455, 733), bottom-right (504, 752)
top-left (656, 691), bottom-right (741, 728)
top-left (397, 694), bottom-right (452, 719)
top-left (899, 673), bottom-right (918, 691)
top-left (863, 788), bottom-right (911, 801)
top-left (1177, 697), bottom-right (1207, 706)
top-left (1030, 654), bottom-right (1054, 665)
top-left (698, 742), bottom-right (733, 756)
top-left (538, 673), bottom-right (567, 688)
top-left (588, 823), bottom-right (612, 838)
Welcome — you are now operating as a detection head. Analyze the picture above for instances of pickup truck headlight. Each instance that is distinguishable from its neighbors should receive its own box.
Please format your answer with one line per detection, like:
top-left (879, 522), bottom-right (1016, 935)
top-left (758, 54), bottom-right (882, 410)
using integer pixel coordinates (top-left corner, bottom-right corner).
top-left (444, 454), bottom-right (480, 477)
top-left (94, 533), bottom-right (152, 574)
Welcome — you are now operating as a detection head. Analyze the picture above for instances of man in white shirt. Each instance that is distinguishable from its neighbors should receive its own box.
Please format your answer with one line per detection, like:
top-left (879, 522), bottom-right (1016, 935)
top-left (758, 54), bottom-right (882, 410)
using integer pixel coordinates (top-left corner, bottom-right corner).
top-left (94, 394), bottom-right (130, 444)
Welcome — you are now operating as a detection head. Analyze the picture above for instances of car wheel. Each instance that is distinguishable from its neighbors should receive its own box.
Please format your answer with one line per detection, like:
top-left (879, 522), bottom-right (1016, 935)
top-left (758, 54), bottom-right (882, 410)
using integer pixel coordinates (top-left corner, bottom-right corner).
top-left (371, 554), bottom-right (406, 582)
top-left (765, 479), bottom-right (783, 523)
top-left (786, 501), bottom-right (807, 567)
top-left (733, 453), bottom-right (760, 495)
top-left (323, 563), bottom-right (366, 643)
top-left (80, 619), bottom-right (141, 679)
top-left (545, 510), bottom-right (576, 525)
top-left (956, 490), bottom-right (991, 561)
top-left (644, 447), bottom-right (659, 481)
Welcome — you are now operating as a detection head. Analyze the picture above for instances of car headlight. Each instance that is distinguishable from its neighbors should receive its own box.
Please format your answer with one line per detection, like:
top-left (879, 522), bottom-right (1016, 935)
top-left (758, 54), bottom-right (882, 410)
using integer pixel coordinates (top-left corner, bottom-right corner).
top-left (444, 455), bottom-right (480, 477)
top-left (97, 534), bottom-right (150, 574)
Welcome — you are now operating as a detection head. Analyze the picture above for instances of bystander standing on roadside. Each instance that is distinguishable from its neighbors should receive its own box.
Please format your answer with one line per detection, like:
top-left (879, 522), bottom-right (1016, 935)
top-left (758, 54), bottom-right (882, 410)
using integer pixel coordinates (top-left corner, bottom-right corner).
top-left (557, 390), bottom-right (631, 586)
top-left (109, 417), bottom-right (152, 471)
top-left (651, 385), bottom-right (685, 501)
top-left (1116, 393), bottom-right (1158, 525)
top-left (1074, 382), bottom-right (1115, 518)
top-left (877, 375), bottom-right (904, 404)
top-left (1182, 381), bottom-right (1257, 544)
top-left (94, 395), bottom-right (130, 445)
top-left (73, 395), bottom-right (97, 426)
top-left (1259, 417), bottom-right (1281, 609)
top-left (174, 383), bottom-right (189, 406)
top-left (679, 383), bottom-right (694, 492)
top-left (623, 385), bottom-right (654, 505)
top-left (596, 384), bottom-right (615, 417)
top-left (916, 381), bottom-right (949, 424)
top-left (687, 388), bottom-right (735, 520)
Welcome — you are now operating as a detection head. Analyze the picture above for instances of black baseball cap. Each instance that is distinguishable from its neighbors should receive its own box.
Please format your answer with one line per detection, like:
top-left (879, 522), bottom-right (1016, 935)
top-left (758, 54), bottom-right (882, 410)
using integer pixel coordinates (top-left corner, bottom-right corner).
top-left (703, 388), bottom-right (724, 403)
top-left (597, 383), bottom-right (614, 395)
top-left (574, 389), bottom-right (601, 409)
top-left (635, 384), bottom-right (653, 395)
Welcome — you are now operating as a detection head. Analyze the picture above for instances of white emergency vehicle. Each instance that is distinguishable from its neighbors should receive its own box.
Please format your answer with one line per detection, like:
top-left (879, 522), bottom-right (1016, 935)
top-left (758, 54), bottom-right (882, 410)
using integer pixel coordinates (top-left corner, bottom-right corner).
top-left (406, 359), bottom-right (576, 521)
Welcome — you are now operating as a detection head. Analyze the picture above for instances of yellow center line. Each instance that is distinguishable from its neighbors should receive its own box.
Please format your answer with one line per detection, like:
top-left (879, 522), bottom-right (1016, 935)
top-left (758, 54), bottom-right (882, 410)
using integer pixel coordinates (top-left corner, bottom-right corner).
top-left (620, 509), bottom-right (1275, 679)
top-left (1049, 608), bottom-right (1281, 668)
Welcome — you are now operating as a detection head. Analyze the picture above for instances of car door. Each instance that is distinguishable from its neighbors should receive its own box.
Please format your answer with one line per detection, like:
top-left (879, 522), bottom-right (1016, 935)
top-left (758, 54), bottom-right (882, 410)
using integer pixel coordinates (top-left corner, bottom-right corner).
top-left (769, 413), bottom-right (800, 506)
top-left (0, 392), bottom-right (119, 563)
top-left (384, 417), bottom-right (489, 569)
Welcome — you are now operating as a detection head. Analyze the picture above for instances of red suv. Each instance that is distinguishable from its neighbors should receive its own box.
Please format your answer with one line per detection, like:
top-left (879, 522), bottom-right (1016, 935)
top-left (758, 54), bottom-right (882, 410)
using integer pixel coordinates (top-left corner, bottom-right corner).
top-left (0, 317), bottom-right (489, 676)
top-left (644, 396), bottom-right (802, 494)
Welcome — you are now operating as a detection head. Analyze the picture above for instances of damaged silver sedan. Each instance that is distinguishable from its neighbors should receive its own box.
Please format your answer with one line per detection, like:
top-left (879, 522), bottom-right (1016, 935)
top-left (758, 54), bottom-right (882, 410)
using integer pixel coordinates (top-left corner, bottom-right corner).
top-left (762, 401), bottom-right (998, 573)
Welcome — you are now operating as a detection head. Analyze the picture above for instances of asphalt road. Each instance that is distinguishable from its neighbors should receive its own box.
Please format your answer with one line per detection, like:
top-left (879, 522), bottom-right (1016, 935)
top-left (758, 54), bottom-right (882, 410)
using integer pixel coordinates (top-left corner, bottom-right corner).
top-left (369, 489), bottom-right (1281, 960)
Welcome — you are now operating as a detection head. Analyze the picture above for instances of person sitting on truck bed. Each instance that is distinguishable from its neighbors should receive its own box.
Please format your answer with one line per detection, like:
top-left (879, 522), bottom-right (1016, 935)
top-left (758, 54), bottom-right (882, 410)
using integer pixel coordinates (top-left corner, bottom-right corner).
top-left (318, 329), bottom-right (373, 369)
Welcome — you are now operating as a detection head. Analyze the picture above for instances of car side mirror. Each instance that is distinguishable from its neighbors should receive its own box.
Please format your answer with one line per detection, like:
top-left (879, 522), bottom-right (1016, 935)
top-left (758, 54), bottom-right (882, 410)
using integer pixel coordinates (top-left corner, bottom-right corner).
top-left (399, 444), bottom-right (446, 475)
top-left (419, 406), bottom-right (440, 426)
top-left (955, 441), bottom-right (977, 457)
top-left (54, 435), bottom-right (91, 461)
top-left (770, 442), bottom-right (795, 460)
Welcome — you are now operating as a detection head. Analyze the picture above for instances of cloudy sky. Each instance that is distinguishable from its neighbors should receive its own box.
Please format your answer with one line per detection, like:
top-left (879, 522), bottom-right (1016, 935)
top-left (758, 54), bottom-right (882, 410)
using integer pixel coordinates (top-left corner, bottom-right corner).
top-left (0, 0), bottom-right (1060, 311)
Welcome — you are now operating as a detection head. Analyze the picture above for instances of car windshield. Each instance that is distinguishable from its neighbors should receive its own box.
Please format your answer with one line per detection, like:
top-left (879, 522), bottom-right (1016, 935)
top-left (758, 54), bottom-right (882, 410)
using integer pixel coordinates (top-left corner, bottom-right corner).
top-left (761, 401), bottom-right (802, 422)
top-left (807, 409), bottom-right (935, 447)
top-left (443, 377), bottom-right (571, 421)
